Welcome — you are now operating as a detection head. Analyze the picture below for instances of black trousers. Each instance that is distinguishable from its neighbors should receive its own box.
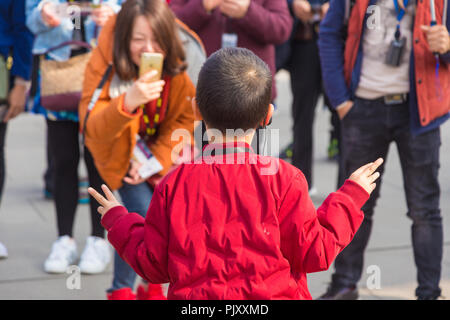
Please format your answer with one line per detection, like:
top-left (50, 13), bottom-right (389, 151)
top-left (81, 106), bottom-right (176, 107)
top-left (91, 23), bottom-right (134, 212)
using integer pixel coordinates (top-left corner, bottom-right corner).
top-left (289, 40), bottom-right (323, 188)
top-left (0, 122), bottom-right (6, 205)
top-left (332, 98), bottom-right (442, 299)
top-left (46, 119), bottom-right (105, 238)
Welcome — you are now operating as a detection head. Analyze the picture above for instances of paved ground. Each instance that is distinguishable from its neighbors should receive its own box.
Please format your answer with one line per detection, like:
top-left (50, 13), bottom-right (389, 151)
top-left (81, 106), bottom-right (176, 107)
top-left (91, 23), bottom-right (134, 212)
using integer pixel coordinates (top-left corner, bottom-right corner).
top-left (0, 70), bottom-right (448, 300)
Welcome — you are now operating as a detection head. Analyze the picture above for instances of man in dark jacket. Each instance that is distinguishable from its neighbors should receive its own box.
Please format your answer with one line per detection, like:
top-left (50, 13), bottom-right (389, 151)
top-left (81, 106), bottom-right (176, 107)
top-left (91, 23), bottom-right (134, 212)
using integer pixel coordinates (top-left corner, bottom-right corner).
top-left (0, 0), bottom-right (34, 258)
top-left (276, 0), bottom-right (332, 192)
top-left (318, 0), bottom-right (450, 300)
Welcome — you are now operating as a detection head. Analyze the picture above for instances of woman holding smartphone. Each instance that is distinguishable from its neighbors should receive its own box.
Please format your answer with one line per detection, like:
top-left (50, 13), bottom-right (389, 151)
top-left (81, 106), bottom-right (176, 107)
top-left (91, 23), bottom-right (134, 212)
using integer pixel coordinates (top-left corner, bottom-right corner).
top-left (79, 0), bottom-right (196, 300)
top-left (26, 0), bottom-right (121, 276)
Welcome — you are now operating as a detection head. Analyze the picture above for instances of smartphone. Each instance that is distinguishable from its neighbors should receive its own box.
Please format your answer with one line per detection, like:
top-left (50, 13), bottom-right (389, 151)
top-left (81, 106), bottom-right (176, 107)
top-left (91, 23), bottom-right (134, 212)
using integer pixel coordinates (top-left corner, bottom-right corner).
top-left (139, 52), bottom-right (164, 80)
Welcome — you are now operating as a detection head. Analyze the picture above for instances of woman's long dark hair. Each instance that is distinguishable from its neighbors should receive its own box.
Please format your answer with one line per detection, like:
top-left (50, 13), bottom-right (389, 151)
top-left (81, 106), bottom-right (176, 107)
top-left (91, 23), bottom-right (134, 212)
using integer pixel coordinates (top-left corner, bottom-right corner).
top-left (113, 0), bottom-right (187, 80)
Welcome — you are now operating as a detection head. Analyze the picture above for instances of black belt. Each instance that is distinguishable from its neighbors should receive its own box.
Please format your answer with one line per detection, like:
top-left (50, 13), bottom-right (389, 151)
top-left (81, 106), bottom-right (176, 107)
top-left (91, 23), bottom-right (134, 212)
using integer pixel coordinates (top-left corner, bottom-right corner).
top-left (356, 93), bottom-right (409, 105)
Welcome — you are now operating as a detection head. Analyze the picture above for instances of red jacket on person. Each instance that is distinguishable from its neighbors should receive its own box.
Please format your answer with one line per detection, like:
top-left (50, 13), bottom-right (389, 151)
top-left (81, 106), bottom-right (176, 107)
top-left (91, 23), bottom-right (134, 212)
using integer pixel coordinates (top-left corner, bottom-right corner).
top-left (169, 0), bottom-right (293, 100)
top-left (101, 143), bottom-right (369, 299)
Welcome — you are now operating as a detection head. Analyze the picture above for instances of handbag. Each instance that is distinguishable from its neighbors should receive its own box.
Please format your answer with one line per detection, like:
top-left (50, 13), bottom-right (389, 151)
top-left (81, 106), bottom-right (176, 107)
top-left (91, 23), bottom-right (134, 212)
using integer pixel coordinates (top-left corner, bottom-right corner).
top-left (40, 41), bottom-right (92, 112)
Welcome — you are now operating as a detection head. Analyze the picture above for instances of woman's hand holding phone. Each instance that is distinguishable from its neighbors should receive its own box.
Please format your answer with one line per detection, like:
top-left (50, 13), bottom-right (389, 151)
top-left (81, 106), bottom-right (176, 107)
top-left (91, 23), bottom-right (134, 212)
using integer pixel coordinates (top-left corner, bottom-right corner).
top-left (123, 70), bottom-right (165, 113)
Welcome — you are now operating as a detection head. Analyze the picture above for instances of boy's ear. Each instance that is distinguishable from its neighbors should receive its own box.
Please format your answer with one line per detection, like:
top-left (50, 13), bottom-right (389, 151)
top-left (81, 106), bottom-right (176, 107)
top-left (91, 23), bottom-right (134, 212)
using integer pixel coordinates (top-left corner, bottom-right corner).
top-left (191, 97), bottom-right (203, 120)
top-left (261, 104), bottom-right (274, 127)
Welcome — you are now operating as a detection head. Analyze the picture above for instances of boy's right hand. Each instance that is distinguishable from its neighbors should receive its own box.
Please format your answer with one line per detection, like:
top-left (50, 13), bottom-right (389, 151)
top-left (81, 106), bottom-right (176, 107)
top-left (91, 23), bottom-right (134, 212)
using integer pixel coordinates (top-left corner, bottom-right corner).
top-left (349, 158), bottom-right (384, 195)
top-left (123, 70), bottom-right (165, 113)
top-left (88, 184), bottom-right (122, 217)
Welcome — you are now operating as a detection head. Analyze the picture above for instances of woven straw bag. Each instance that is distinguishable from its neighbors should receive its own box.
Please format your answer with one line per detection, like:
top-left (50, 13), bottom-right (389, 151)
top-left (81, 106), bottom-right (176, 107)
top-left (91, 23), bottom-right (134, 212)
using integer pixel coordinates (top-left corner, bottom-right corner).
top-left (40, 41), bottom-right (92, 112)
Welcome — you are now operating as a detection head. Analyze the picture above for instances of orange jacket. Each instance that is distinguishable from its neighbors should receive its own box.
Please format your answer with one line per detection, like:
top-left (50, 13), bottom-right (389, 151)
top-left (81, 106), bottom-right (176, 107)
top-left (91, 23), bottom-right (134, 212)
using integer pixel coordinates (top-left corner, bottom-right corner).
top-left (79, 16), bottom-right (195, 190)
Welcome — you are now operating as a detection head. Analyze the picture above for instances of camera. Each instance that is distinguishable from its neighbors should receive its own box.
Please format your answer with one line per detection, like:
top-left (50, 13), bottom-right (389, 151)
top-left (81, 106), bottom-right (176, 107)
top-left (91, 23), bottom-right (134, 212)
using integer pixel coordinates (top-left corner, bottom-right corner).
top-left (385, 36), bottom-right (406, 67)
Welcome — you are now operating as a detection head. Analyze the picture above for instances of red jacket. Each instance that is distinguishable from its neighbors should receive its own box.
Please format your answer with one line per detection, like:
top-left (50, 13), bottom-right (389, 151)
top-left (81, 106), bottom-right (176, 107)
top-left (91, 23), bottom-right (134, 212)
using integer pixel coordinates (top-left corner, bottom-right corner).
top-left (343, 0), bottom-right (450, 128)
top-left (102, 143), bottom-right (369, 299)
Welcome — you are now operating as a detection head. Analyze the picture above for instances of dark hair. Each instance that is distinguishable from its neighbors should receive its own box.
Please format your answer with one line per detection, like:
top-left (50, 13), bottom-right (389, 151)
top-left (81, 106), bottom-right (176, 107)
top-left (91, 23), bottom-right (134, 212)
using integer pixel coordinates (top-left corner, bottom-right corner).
top-left (113, 0), bottom-right (187, 80)
top-left (196, 47), bottom-right (272, 134)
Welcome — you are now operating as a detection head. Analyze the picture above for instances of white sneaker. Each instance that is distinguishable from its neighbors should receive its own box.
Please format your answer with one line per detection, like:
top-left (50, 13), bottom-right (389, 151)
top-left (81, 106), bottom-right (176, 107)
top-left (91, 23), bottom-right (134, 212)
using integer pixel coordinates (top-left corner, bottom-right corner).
top-left (309, 187), bottom-right (318, 197)
top-left (78, 236), bottom-right (111, 274)
top-left (44, 236), bottom-right (78, 274)
top-left (0, 241), bottom-right (8, 259)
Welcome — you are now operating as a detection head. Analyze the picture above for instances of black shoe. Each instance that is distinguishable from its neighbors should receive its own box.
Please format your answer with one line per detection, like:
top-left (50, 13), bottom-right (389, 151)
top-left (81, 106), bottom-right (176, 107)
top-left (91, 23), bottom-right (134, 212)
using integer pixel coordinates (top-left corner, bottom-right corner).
top-left (417, 295), bottom-right (439, 300)
top-left (317, 284), bottom-right (359, 300)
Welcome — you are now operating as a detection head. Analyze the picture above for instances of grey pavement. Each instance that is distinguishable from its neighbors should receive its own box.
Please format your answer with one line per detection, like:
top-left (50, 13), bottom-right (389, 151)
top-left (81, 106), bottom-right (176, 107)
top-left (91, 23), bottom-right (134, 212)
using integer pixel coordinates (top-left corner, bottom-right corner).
top-left (0, 70), bottom-right (449, 300)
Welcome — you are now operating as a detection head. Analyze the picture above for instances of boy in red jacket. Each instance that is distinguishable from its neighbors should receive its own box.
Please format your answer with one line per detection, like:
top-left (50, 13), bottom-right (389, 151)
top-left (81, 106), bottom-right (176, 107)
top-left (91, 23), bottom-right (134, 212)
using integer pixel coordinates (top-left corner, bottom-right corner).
top-left (88, 47), bottom-right (382, 300)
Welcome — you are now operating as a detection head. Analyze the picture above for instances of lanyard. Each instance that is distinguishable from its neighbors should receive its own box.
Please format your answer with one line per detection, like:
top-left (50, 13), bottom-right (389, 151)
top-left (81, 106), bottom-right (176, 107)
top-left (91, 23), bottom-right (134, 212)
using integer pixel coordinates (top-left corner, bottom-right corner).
top-left (392, 0), bottom-right (410, 39)
top-left (140, 75), bottom-right (171, 140)
top-left (393, 0), bottom-right (410, 21)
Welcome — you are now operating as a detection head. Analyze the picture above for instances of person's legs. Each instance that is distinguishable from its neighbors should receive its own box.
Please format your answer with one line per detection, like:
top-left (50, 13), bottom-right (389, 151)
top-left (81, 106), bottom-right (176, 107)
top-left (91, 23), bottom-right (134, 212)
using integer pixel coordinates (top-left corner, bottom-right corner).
top-left (108, 181), bottom-right (153, 293)
top-left (289, 40), bottom-right (322, 188)
top-left (44, 126), bottom-right (54, 199)
top-left (83, 146), bottom-right (105, 238)
top-left (44, 119), bottom-right (79, 273)
top-left (46, 119), bottom-right (79, 237)
top-left (77, 146), bottom-right (112, 274)
top-left (0, 122), bottom-right (7, 204)
top-left (394, 111), bottom-right (442, 299)
top-left (324, 98), bottom-right (391, 297)
top-left (0, 122), bottom-right (7, 258)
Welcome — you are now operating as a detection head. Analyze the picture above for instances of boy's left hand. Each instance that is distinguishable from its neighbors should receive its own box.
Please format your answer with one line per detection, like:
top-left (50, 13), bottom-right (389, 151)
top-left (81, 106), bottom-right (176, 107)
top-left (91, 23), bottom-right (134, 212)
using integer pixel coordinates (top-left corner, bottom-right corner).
top-left (88, 184), bottom-right (122, 217)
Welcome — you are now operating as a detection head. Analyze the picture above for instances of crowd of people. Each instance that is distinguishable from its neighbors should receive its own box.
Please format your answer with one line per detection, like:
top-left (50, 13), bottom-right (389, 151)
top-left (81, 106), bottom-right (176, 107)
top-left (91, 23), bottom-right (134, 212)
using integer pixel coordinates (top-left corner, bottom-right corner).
top-left (0, 0), bottom-right (448, 300)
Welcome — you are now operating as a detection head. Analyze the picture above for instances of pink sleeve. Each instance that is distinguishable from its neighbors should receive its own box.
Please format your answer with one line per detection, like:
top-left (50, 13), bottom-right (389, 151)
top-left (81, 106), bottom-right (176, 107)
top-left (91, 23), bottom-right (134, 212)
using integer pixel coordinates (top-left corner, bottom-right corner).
top-left (101, 185), bottom-right (170, 283)
top-left (278, 173), bottom-right (368, 274)
top-left (232, 0), bottom-right (293, 45)
top-left (170, 0), bottom-right (215, 32)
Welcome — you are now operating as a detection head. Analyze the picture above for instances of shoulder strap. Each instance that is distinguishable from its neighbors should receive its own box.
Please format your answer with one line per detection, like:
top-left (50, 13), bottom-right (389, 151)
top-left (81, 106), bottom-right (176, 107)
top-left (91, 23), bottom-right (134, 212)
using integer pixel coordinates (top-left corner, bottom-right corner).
top-left (82, 64), bottom-right (113, 144)
top-left (43, 41), bottom-right (92, 55)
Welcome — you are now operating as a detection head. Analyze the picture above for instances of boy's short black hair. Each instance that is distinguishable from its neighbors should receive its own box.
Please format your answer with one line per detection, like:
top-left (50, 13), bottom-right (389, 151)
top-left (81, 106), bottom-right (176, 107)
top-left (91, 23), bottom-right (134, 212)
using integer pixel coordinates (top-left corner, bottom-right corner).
top-left (196, 47), bottom-right (272, 134)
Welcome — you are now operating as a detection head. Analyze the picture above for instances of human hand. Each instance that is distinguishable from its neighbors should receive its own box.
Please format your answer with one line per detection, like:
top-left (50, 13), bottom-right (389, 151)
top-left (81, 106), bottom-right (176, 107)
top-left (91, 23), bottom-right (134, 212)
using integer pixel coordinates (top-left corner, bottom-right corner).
top-left (123, 159), bottom-right (147, 185)
top-left (220, 0), bottom-right (251, 19)
top-left (293, 0), bottom-right (313, 23)
top-left (4, 83), bottom-right (27, 122)
top-left (349, 158), bottom-right (384, 195)
top-left (321, 2), bottom-right (330, 19)
top-left (87, 184), bottom-right (122, 217)
top-left (203, 0), bottom-right (222, 13)
top-left (421, 25), bottom-right (450, 55)
top-left (41, 2), bottom-right (61, 27)
top-left (336, 100), bottom-right (354, 120)
top-left (123, 70), bottom-right (165, 113)
top-left (91, 5), bottom-right (115, 27)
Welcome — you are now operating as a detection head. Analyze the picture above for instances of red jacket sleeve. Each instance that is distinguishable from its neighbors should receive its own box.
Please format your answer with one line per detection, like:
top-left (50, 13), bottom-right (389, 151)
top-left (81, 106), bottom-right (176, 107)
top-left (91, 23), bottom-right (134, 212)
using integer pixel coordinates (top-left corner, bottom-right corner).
top-left (278, 172), bottom-right (368, 274)
top-left (101, 185), bottom-right (169, 284)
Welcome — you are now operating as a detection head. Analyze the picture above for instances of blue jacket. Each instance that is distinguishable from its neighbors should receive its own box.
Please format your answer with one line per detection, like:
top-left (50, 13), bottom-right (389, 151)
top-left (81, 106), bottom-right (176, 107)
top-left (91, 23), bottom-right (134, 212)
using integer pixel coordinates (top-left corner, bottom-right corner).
top-left (318, 0), bottom-right (450, 135)
top-left (0, 0), bottom-right (34, 80)
top-left (26, 0), bottom-right (122, 61)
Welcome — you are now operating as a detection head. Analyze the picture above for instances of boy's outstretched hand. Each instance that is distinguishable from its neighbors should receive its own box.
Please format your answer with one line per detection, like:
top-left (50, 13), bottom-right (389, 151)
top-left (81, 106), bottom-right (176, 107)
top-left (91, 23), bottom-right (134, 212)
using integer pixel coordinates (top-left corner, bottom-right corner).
top-left (349, 158), bottom-right (384, 195)
top-left (88, 184), bottom-right (122, 217)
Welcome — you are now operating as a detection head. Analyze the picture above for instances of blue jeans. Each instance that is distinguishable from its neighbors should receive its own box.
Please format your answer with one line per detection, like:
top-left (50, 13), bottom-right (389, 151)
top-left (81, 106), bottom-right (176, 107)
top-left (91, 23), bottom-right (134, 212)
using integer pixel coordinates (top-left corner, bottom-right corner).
top-left (108, 181), bottom-right (153, 292)
top-left (332, 97), bottom-right (443, 299)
